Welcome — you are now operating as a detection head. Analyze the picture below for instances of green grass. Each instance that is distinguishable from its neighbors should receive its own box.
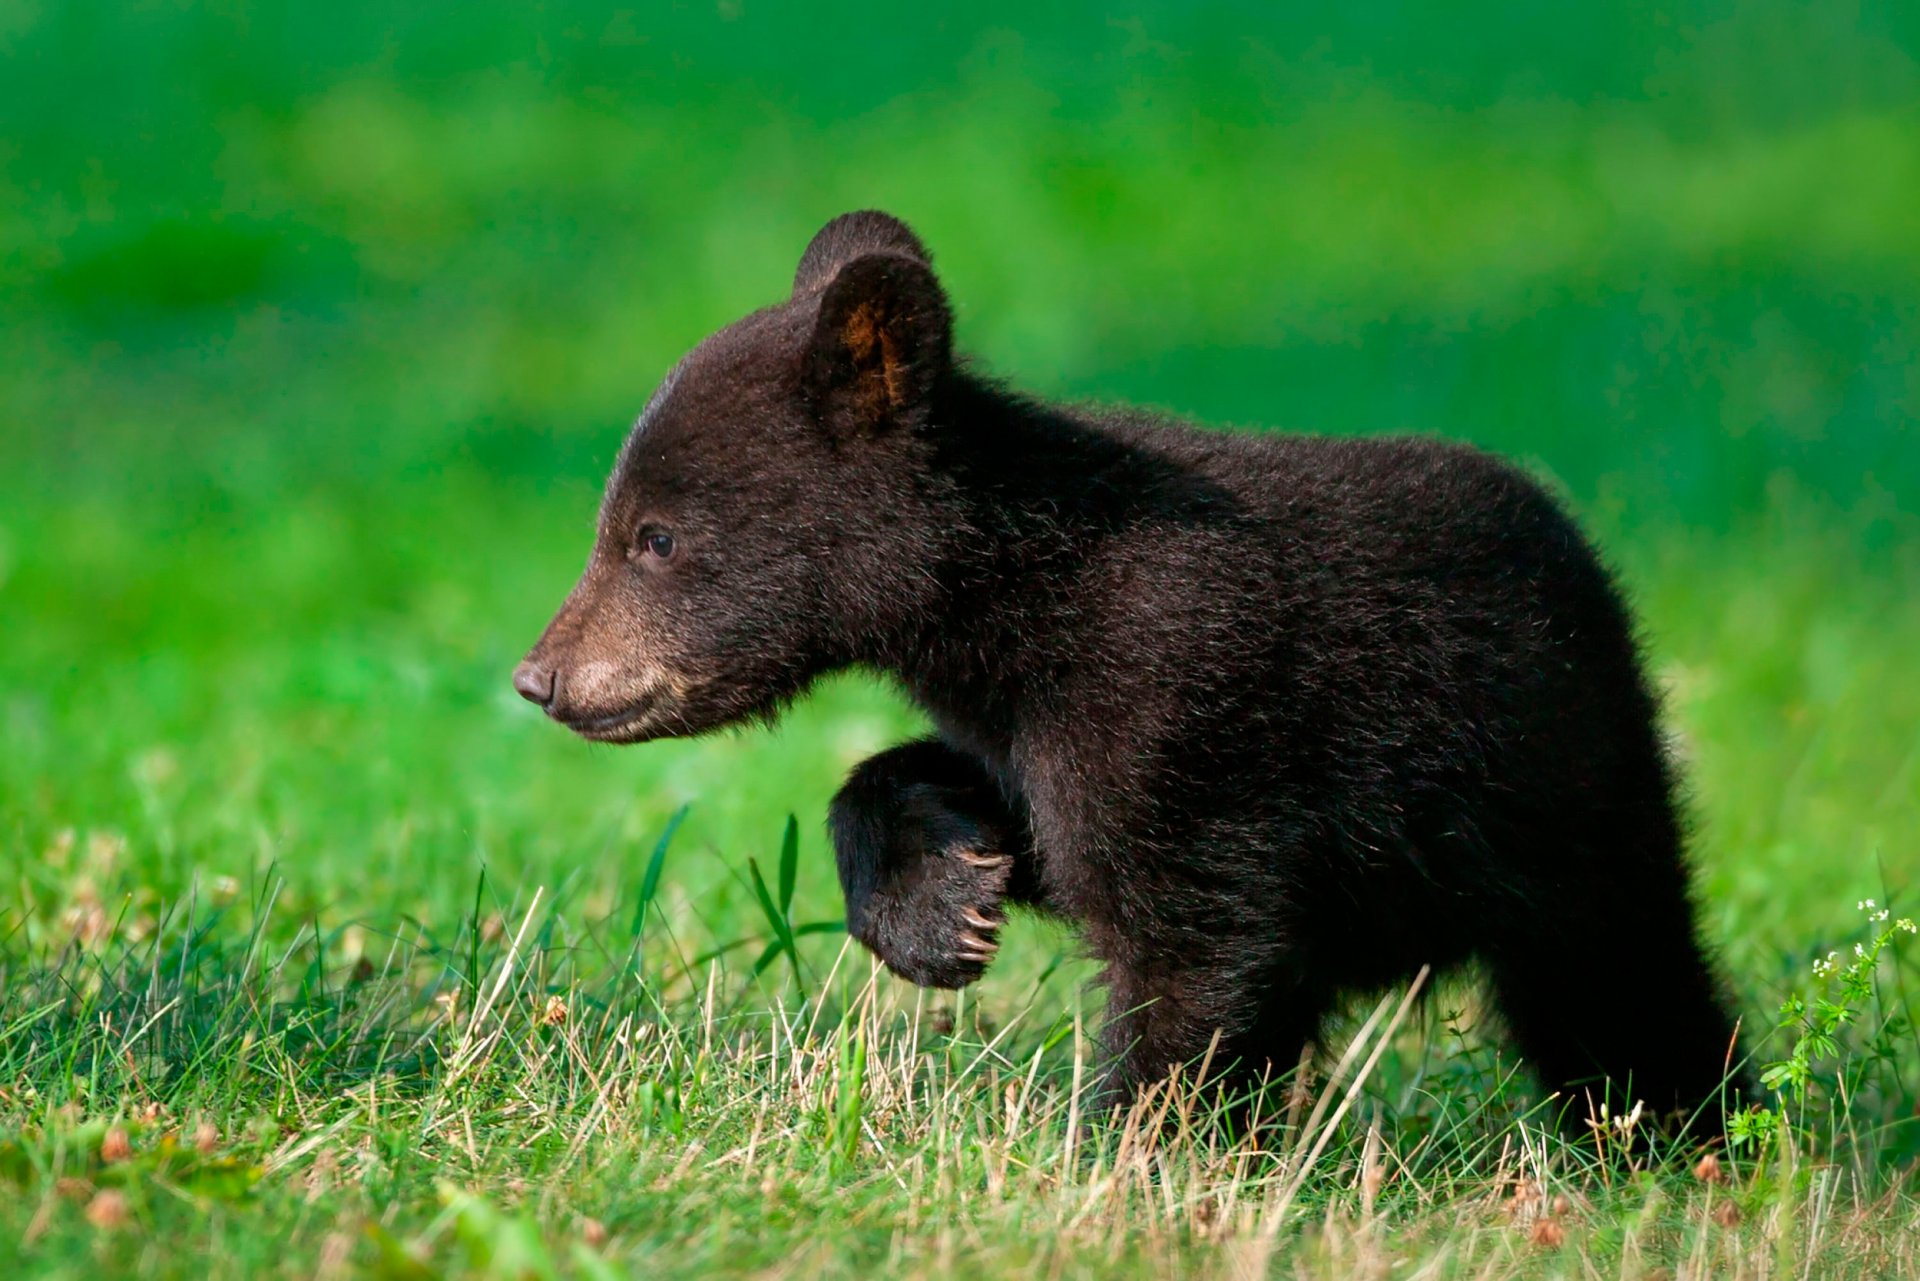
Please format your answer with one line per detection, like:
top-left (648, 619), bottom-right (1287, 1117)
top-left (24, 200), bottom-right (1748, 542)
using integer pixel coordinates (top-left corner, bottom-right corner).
top-left (4, 2), bottom-right (1920, 1276)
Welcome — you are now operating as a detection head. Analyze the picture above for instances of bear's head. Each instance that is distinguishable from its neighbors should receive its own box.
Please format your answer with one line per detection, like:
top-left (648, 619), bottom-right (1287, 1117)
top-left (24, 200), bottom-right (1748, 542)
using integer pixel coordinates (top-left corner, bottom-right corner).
top-left (512, 211), bottom-right (959, 743)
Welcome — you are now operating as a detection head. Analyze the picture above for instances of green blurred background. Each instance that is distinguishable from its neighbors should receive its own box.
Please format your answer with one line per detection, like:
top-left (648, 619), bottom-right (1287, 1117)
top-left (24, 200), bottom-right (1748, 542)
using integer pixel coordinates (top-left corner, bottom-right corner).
top-left (3, 2), bottom-right (1917, 1001)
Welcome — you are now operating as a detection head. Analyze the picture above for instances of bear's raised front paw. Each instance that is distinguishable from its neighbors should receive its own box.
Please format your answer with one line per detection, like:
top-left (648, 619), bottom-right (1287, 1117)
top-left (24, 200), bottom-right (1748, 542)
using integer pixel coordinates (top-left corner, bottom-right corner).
top-left (854, 846), bottom-right (1011, 990)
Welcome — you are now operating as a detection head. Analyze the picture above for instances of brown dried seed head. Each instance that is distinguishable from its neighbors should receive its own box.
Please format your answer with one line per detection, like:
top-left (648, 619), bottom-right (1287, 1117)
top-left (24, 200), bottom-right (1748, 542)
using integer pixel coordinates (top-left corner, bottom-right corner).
top-left (100, 1127), bottom-right (132, 1163)
top-left (87, 831), bottom-right (127, 872)
top-left (85, 1189), bottom-right (129, 1230)
top-left (540, 995), bottom-right (569, 1026)
top-left (193, 1120), bottom-right (219, 1154)
top-left (1712, 1200), bottom-right (1742, 1228)
top-left (580, 1216), bottom-right (609, 1248)
top-left (1528, 1217), bottom-right (1565, 1248)
top-left (45, 828), bottom-right (76, 868)
top-left (1551, 1193), bottom-right (1571, 1216)
top-left (317, 1231), bottom-right (353, 1281)
top-left (134, 748), bottom-right (179, 786)
top-left (1693, 1153), bottom-right (1727, 1185)
top-left (63, 900), bottom-right (110, 947)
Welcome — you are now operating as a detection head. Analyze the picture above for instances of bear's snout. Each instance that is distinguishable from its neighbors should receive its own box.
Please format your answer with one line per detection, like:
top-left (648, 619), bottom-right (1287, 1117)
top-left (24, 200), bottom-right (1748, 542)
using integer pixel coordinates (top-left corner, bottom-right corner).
top-left (512, 632), bottom-right (684, 742)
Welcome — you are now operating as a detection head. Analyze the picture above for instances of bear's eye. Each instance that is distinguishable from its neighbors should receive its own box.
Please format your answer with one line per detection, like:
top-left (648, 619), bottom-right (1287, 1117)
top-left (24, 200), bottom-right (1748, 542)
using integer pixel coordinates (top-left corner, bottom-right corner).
top-left (643, 531), bottom-right (676, 561)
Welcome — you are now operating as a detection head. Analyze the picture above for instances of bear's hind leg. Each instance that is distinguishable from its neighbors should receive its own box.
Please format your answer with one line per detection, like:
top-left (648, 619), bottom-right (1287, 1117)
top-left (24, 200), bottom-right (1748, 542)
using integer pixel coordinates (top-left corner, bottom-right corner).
top-left (828, 738), bottom-right (1036, 989)
top-left (1484, 860), bottom-right (1742, 1138)
top-left (1099, 944), bottom-right (1327, 1122)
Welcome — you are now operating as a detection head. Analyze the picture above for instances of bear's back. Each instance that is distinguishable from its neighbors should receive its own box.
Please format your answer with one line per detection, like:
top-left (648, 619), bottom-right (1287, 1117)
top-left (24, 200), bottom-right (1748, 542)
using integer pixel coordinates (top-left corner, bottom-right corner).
top-left (1075, 410), bottom-right (1609, 628)
top-left (1042, 410), bottom-right (1648, 810)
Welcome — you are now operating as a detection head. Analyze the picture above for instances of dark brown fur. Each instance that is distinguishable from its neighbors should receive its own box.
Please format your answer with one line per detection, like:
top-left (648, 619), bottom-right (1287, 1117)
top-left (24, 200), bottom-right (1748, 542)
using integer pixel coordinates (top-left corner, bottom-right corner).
top-left (515, 210), bottom-right (1745, 1135)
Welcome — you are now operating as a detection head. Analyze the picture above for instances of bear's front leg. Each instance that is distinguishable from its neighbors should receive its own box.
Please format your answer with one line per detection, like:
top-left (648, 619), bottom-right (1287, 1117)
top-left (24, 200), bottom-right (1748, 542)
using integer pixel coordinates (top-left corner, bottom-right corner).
top-left (828, 739), bottom-right (1036, 989)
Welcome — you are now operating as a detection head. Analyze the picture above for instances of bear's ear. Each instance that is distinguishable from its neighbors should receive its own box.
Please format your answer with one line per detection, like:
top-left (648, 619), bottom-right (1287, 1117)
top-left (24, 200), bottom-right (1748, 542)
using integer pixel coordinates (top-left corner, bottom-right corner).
top-left (792, 210), bottom-right (932, 297)
top-left (802, 252), bottom-right (951, 435)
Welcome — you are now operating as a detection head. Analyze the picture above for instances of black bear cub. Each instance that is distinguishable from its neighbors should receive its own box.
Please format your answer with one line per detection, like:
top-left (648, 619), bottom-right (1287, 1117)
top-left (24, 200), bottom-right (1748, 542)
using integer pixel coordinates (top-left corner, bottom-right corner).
top-left (515, 210), bottom-right (1743, 1132)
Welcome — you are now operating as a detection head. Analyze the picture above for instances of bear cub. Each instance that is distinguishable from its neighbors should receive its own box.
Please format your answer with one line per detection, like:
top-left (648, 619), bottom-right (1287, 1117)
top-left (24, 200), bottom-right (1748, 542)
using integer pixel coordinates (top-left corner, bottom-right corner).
top-left (514, 210), bottom-right (1743, 1133)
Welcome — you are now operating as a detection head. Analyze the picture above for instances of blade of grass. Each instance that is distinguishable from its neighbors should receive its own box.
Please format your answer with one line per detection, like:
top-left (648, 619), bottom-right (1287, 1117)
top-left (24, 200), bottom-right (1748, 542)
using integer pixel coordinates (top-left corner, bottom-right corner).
top-left (746, 857), bottom-right (801, 991)
top-left (777, 814), bottom-right (799, 920)
top-left (629, 805), bottom-right (690, 944)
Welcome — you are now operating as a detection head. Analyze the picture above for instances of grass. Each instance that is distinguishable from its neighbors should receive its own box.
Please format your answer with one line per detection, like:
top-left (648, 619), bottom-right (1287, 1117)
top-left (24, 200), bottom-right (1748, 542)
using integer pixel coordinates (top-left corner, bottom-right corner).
top-left (5, 1), bottom-right (1920, 1276)
top-left (2, 824), bottom-right (1917, 1278)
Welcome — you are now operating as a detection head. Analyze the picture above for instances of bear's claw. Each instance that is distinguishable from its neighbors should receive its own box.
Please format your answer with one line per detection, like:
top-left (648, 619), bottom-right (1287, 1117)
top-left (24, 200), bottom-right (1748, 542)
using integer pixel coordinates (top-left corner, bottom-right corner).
top-left (938, 848), bottom-right (1008, 978)
top-left (846, 840), bottom-right (1012, 989)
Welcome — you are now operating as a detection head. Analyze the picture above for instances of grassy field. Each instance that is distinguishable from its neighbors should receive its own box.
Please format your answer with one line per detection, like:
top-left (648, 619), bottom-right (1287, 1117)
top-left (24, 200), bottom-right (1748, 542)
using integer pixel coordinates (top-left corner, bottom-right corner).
top-left (4, 3), bottom-right (1920, 1276)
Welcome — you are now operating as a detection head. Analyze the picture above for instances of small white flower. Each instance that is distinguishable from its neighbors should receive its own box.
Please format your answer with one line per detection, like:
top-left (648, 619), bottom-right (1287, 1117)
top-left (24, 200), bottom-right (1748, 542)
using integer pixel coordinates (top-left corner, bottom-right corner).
top-left (1860, 899), bottom-right (1876, 911)
top-left (1855, 942), bottom-right (1867, 958)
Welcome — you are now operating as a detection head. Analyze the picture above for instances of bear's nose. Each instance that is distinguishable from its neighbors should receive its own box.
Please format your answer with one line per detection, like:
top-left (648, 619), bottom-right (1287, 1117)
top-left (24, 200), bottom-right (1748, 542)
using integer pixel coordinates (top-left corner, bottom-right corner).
top-left (512, 660), bottom-right (557, 709)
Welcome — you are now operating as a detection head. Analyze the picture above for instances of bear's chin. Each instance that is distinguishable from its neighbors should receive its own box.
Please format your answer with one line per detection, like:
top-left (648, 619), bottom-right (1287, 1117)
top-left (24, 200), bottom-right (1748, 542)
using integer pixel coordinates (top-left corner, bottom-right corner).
top-left (571, 719), bottom-right (660, 745)
top-left (559, 697), bottom-right (671, 745)
top-left (567, 695), bottom-right (738, 746)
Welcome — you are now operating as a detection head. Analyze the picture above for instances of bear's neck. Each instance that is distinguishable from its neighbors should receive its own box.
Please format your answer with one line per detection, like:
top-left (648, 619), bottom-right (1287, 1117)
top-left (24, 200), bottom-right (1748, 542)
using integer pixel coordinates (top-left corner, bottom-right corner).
top-left (862, 372), bottom-right (1193, 759)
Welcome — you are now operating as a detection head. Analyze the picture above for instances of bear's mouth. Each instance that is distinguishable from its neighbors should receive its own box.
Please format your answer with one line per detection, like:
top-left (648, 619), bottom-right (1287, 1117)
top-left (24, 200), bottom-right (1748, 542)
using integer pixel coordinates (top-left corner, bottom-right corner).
top-left (560, 696), bottom-right (662, 744)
